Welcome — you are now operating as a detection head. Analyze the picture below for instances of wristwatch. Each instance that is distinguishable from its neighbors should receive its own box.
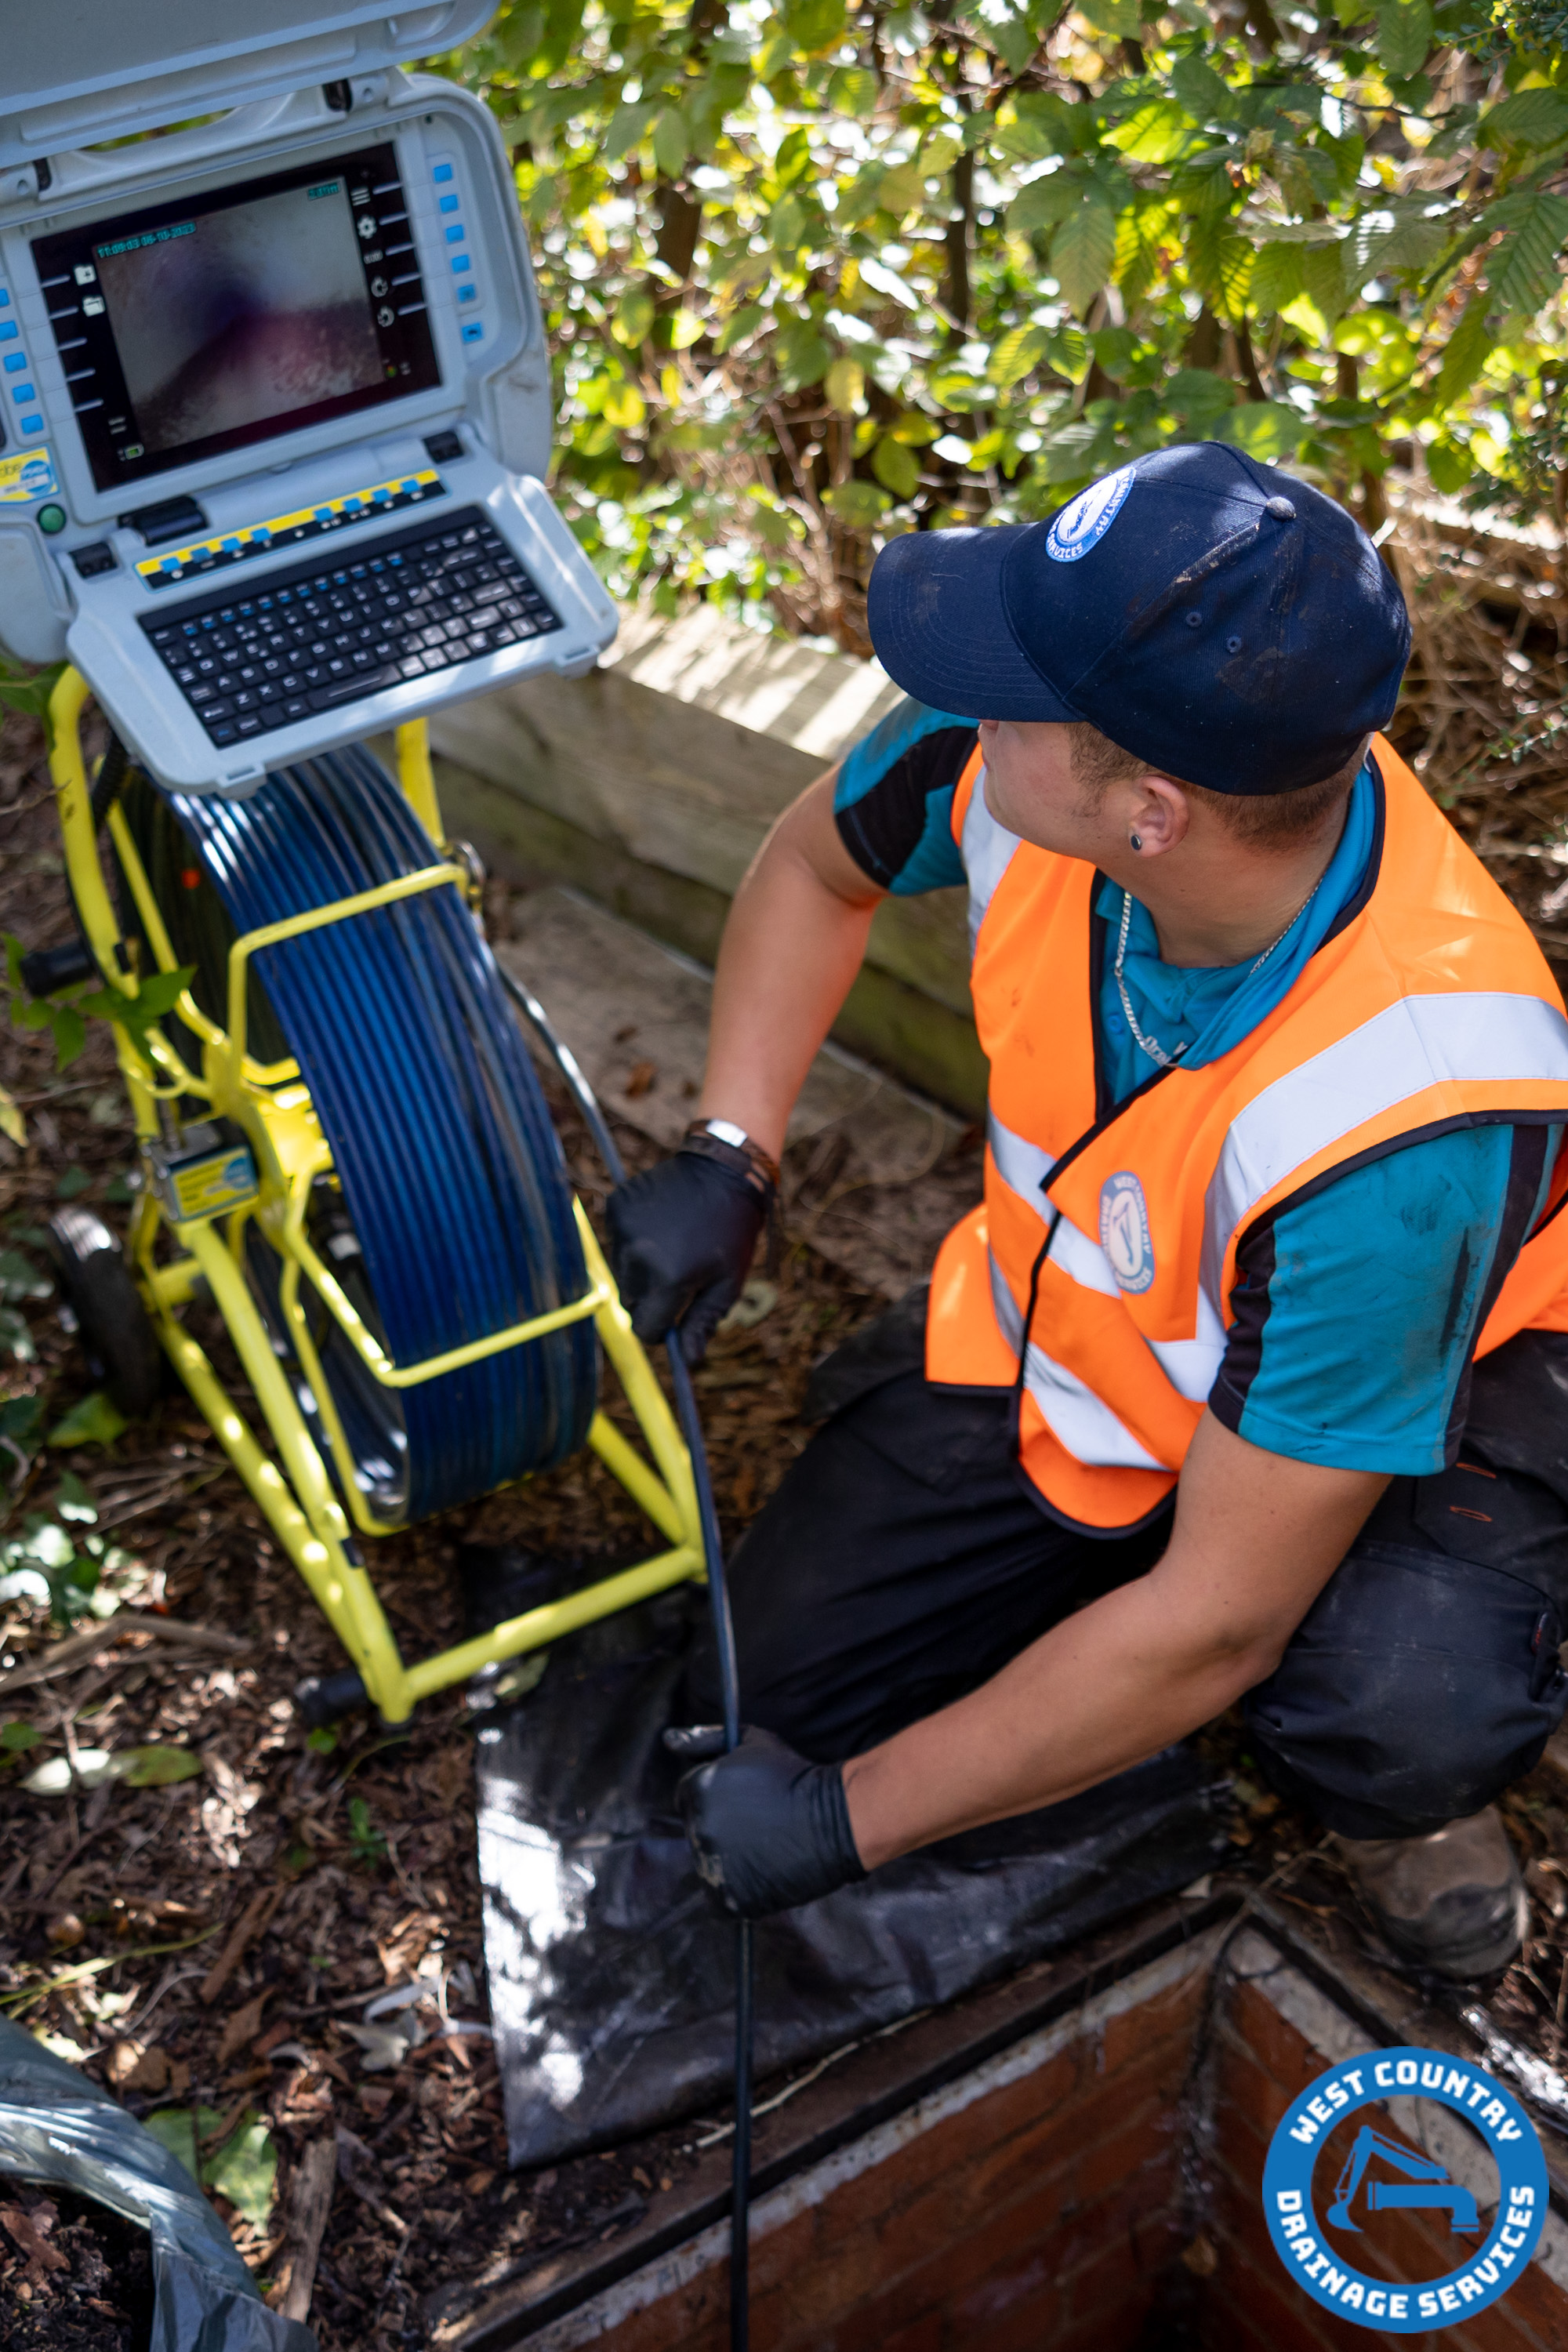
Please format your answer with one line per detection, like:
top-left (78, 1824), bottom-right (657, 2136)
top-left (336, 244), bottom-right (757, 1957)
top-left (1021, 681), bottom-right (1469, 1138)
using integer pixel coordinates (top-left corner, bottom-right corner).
top-left (681, 1117), bottom-right (782, 1196)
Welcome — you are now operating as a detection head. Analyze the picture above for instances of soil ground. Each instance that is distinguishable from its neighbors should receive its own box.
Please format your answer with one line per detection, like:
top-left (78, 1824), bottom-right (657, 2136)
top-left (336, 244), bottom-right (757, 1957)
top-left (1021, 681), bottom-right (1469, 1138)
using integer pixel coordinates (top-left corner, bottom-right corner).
top-left (5, 534), bottom-right (1568, 2352)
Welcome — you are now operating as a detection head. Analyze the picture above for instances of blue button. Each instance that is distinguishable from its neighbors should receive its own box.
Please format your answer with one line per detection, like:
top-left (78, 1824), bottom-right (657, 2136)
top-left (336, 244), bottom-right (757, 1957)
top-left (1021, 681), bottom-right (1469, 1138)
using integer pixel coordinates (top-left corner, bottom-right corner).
top-left (433, 162), bottom-right (454, 183)
top-left (314, 506), bottom-right (332, 520)
top-left (451, 253), bottom-right (470, 274)
top-left (0, 290), bottom-right (10, 306)
top-left (11, 384), bottom-right (35, 401)
top-left (458, 284), bottom-right (477, 303)
top-left (2, 354), bottom-right (24, 373)
top-left (461, 321), bottom-right (484, 343)
top-left (220, 535), bottom-right (241, 550)
top-left (445, 223), bottom-right (466, 244)
top-left (20, 416), bottom-right (42, 434)
top-left (0, 322), bottom-right (17, 342)
top-left (439, 193), bottom-right (459, 213)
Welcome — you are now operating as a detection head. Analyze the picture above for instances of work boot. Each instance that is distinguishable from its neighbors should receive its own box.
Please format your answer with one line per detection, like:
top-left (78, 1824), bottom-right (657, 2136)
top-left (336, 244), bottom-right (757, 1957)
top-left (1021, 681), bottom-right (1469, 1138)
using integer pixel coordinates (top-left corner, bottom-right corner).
top-left (1333, 1806), bottom-right (1528, 1980)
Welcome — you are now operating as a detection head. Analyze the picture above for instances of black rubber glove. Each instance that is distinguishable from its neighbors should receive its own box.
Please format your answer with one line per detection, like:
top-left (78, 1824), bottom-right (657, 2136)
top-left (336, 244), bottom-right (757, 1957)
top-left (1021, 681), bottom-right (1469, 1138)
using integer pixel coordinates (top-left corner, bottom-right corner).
top-left (677, 1725), bottom-right (869, 1918)
top-left (606, 1145), bottom-right (768, 1361)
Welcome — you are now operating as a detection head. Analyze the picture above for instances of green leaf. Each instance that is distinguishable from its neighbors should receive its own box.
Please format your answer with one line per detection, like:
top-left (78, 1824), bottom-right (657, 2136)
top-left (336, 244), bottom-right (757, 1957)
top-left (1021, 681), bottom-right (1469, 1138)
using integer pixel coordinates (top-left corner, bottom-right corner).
top-left (49, 1007), bottom-right (86, 1071)
top-left (989, 324), bottom-right (1049, 390)
top-left (782, 0), bottom-right (847, 53)
top-left (612, 287), bottom-right (655, 347)
top-left (1217, 401), bottom-right (1312, 461)
top-left (147, 2107), bottom-right (224, 2183)
top-left (715, 304), bottom-right (766, 355)
top-left (1163, 368), bottom-right (1239, 426)
top-left (1105, 101), bottom-right (1192, 165)
top-left (666, 307), bottom-right (706, 350)
top-left (0, 1249), bottom-right (50, 1305)
top-left (1078, 0), bottom-right (1144, 33)
top-left (827, 65), bottom-right (879, 118)
top-left (0, 1082), bottom-right (23, 1151)
top-left (1169, 53), bottom-right (1230, 122)
top-left (0, 1394), bottom-right (44, 1450)
top-left (0, 1306), bottom-right (34, 1363)
top-left (47, 1392), bottom-right (129, 1448)
top-left (1488, 193), bottom-right (1568, 322)
top-left (204, 2113), bottom-right (278, 2231)
top-left (992, 92), bottom-right (1080, 165)
top-left (822, 481), bottom-right (891, 528)
top-left (825, 356), bottom-right (866, 413)
top-left (55, 1471), bottom-right (96, 1523)
top-left (1007, 173), bottom-right (1080, 240)
top-left (55, 1167), bottom-right (92, 1200)
top-left (1250, 240), bottom-right (1307, 318)
top-left (653, 107), bottom-right (688, 183)
top-left (872, 437), bottom-right (922, 496)
top-left (1480, 86), bottom-right (1568, 151)
top-left (604, 101), bottom-right (656, 162)
top-left (118, 1744), bottom-right (204, 1787)
top-left (775, 321), bottom-right (830, 390)
top-left (1051, 203), bottom-right (1119, 317)
top-left (1373, 0), bottom-right (1432, 80)
top-left (0, 1722), bottom-right (40, 1751)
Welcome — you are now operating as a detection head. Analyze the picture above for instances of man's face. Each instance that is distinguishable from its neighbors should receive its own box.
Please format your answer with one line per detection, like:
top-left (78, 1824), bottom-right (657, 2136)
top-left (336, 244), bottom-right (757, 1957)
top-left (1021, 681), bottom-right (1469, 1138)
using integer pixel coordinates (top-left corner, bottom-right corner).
top-left (977, 719), bottom-right (1114, 860)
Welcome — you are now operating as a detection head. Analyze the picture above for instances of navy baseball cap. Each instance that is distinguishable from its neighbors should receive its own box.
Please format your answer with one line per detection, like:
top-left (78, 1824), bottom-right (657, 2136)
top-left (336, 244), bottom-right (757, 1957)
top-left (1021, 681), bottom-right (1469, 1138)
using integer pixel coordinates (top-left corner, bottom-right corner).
top-left (866, 441), bottom-right (1410, 795)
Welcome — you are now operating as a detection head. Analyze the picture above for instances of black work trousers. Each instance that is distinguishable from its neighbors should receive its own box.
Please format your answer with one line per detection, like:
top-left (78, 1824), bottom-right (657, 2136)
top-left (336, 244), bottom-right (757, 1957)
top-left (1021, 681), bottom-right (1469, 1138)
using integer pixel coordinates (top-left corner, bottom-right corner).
top-left (688, 1292), bottom-right (1568, 1841)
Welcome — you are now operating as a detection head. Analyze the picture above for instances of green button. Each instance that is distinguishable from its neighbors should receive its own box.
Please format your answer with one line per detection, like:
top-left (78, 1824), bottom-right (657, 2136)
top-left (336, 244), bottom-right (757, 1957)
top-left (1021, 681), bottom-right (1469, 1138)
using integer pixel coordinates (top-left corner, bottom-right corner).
top-left (36, 503), bottom-right (66, 534)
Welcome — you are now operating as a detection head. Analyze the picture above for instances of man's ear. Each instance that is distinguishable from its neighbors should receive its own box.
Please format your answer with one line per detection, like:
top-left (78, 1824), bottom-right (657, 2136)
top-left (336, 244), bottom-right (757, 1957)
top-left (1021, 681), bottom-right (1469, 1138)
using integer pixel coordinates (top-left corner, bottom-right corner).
top-left (1124, 774), bottom-right (1190, 859)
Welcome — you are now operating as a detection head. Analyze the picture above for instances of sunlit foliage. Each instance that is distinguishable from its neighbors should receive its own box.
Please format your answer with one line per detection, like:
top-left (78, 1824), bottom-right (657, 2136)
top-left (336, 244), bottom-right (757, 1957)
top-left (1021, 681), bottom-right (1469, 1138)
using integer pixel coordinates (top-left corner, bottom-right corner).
top-left (437, 0), bottom-right (1568, 643)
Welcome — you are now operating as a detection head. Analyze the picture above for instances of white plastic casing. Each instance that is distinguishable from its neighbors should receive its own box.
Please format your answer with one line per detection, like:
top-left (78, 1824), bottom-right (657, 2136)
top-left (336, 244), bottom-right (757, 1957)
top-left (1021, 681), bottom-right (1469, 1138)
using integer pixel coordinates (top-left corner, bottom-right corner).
top-left (0, 15), bottom-right (618, 793)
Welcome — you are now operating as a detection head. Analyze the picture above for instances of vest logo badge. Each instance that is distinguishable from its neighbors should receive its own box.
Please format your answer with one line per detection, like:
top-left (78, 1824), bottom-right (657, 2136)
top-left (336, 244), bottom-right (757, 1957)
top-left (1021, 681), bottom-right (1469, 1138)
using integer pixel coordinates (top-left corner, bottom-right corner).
top-left (1100, 1171), bottom-right (1155, 1294)
top-left (1045, 463), bottom-right (1135, 563)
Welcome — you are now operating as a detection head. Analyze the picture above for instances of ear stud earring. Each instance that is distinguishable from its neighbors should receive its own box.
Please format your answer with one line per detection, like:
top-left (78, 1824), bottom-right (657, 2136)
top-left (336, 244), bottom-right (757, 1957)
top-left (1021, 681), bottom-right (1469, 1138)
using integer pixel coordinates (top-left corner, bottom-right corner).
top-left (1129, 833), bottom-right (1142, 851)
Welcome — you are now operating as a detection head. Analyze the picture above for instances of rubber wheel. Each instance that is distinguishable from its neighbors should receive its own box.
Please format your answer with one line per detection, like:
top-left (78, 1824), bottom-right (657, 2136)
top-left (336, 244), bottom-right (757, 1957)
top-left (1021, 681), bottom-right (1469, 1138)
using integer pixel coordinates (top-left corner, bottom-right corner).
top-left (45, 1207), bottom-right (164, 1418)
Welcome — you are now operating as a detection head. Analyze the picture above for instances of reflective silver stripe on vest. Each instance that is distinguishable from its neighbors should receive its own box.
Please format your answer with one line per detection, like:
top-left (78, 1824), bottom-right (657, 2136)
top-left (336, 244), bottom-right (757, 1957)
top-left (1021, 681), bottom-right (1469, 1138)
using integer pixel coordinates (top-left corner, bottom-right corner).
top-left (1199, 990), bottom-right (1568, 1316)
top-left (962, 765), bottom-right (1022, 953)
top-left (988, 1249), bottom-right (1172, 1472)
top-left (988, 1109), bottom-right (1120, 1299)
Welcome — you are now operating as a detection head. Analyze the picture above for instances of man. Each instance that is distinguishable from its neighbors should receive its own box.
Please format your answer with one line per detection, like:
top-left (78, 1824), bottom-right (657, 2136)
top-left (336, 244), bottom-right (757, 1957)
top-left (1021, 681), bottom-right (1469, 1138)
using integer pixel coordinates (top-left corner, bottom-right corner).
top-left (607, 442), bottom-right (1568, 1980)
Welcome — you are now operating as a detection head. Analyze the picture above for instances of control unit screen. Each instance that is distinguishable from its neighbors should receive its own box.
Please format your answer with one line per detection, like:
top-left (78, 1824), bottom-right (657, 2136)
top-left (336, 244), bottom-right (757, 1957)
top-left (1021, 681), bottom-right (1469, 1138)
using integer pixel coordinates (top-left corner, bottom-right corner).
top-left (33, 144), bottom-right (442, 492)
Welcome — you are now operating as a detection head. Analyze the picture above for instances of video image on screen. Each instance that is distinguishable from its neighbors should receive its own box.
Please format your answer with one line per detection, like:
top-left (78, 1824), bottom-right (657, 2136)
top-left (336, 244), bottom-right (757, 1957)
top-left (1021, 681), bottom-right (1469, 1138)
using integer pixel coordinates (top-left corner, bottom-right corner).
top-left (95, 179), bottom-right (383, 457)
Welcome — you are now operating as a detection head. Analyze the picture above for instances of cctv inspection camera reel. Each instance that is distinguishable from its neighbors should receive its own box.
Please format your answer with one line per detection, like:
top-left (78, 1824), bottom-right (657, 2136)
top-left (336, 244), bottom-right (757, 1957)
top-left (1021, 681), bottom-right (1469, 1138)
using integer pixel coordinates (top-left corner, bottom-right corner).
top-left (0, 4), bottom-right (720, 1729)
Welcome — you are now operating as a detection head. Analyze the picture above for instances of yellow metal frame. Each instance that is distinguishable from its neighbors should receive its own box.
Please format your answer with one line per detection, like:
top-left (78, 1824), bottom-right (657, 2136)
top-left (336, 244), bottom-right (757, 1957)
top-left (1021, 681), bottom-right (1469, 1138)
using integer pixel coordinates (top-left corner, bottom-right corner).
top-left (46, 669), bottom-right (705, 1721)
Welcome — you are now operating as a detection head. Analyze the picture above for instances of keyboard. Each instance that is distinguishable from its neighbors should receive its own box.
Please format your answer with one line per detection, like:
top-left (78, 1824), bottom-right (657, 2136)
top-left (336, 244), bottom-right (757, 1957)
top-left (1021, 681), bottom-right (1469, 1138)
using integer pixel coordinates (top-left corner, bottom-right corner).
top-left (139, 506), bottom-right (562, 750)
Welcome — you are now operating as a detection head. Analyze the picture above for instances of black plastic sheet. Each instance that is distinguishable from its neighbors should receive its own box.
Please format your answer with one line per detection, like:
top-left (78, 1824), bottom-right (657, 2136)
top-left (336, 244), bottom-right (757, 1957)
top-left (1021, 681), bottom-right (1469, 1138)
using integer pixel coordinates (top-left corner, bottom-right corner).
top-left (477, 1590), bottom-right (1231, 2169)
top-left (0, 2016), bottom-right (316, 2352)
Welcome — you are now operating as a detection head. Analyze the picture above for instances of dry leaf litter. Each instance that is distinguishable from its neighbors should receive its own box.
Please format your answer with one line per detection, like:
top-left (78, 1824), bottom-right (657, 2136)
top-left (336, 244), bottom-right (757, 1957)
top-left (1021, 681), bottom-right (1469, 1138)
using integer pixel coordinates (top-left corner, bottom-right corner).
top-left (2, 513), bottom-right (1567, 2348)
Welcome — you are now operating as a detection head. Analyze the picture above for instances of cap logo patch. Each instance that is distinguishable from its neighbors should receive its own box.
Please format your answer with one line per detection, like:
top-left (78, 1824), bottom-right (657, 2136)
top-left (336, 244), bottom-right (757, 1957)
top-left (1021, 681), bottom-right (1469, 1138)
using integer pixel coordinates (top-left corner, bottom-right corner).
top-left (1099, 1170), bottom-right (1155, 1294)
top-left (1045, 463), bottom-right (1136, 564)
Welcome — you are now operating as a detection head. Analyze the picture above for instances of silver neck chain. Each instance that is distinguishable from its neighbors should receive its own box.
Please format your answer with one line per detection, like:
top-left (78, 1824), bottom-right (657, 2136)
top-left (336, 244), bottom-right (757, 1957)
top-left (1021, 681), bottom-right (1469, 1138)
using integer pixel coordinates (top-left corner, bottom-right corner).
top-left (1112, 873), bottom-right (1326, 1073)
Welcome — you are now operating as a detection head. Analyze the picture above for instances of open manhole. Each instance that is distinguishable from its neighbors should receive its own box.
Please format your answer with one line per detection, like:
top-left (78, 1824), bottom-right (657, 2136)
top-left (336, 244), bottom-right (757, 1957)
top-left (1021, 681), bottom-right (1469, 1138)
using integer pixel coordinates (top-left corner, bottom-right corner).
top-left (426, 1893), bottom-right (1568, 2352)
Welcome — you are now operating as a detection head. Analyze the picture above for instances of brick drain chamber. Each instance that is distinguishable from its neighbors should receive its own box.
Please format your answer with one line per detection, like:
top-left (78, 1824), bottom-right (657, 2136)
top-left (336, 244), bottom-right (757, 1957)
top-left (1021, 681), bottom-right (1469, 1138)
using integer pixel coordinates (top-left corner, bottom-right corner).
top-left (430, 1890), bottom-right (1568, 2352)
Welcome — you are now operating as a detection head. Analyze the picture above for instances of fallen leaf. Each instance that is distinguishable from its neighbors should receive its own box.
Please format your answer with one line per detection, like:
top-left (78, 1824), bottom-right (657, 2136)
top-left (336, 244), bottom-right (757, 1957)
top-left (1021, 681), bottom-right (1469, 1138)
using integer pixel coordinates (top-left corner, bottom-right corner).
top-left (119, 1743), bottom-right (203, 1787)
top-left (339, 2015), bottom-right (425, 2072)
top-left (21, 1748), bottom-right (112, 1795)
top-left (464, 2169), bottom-right (496, 2196)
top-left (205, 2112), bottom-right (278, 2231)
top-left (217, 1990), bottom-right (270, 2067)
top-left (46, 1392), bottom-right (129, 1448)
top-left (146, 2107), bottom-right (223, 2181)
top-left (624, 1060), bottom-right (657, 1098)
top-left (0, 2203), bottom-right (69, 2287)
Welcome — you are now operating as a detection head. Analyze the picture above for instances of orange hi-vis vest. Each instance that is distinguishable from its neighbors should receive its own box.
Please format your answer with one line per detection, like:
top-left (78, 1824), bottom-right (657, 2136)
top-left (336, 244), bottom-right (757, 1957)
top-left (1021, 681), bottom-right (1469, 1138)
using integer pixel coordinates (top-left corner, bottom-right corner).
top-left (926, 736), bottom-right (1568, 1533)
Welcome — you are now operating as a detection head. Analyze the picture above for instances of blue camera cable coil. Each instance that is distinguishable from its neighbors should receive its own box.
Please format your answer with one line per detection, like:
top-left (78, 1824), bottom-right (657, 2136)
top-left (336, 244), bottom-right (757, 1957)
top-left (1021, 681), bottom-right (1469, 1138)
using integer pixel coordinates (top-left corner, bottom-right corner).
top-left (159, 742), bottom-right (598, 1523)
